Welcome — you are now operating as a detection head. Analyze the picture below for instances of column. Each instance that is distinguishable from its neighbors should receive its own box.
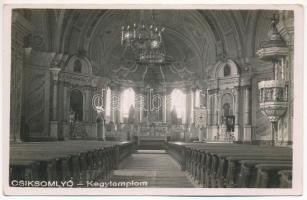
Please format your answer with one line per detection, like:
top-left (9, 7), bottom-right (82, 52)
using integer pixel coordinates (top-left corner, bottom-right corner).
top-left (244, 86), bottom-right (251, 125)
top-left (111, 86), bottom-right (121, 124)
top-left (166, 88), bottom-right (172, 123)
top-left (215, 93), bottom-right (219, 126)
top-left (279, 10), bottom-right (294, 145)
top-left (206, 91), bottom-right (211, 140)
top-left (119, 86), bottom-right (126, 123)
top-left (185, 87), bottom-right (192, 125)
top-left (11, 13), bottom-right (31, 143)
top-left (234, 87), bottom-right (239, 125)
top-left (84, 87), bottom-right (90, 122)
top-left (216, 92), bottom-right (221, 126)
top-left (134, 92), bottom-right (140, 123)
top-left (207, 91), bottom-right (211, 125)
top-left (243, 85), bottom-right (252, 142)
top-left (138, 88), bottom-right (145, 123)
top-left (62, 83), bottom-right (70, 139)
top-left (207, 90), bottom-right (219, 141)
top-left (212, 92), bottom-right (219, 140)
top-left (110, 89), bottom-right (115, 123)
top-left (161, 87), bottom-right (167, 123)
top-left (49, 67), bottom-right (61, 139)
top-left (102, 87), bottom-right (107, 140)
top-left (191, 90), bottom-right (195, 124)
top-left (163, 93), bottom-right (167, 123)
top-left (63, 84), bottom-right (68, 121)
top-left (133, 87), bottom-right (143, 123)
top-left (233, 86), bottom-right (240, 141)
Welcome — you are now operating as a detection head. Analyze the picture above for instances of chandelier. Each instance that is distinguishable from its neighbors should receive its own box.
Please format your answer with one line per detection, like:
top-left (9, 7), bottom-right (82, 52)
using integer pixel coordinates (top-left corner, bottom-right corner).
top-left (121, 11), bottom-right (166, 64)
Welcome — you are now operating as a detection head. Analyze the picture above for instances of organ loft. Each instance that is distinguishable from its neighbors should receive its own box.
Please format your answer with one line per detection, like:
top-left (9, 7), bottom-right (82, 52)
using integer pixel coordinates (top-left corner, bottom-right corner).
top-left (9, 9), bottom-right (294, 189)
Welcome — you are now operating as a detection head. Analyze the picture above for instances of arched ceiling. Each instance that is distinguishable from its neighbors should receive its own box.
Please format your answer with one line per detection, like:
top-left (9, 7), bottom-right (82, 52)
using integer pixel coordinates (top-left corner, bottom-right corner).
top-left (21, 9), bottom-right (279, 83)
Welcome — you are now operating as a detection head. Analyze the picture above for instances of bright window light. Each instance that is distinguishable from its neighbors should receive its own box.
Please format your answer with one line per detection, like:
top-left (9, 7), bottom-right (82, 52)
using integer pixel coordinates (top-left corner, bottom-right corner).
top-left (105, 87), bottom-right (111, 118)
top-left (121, 88), bottom-right (135, 119)
top-left (171, 89), bottom-right (186, 123)
top-left (195, 89), bottom-right (200, 107)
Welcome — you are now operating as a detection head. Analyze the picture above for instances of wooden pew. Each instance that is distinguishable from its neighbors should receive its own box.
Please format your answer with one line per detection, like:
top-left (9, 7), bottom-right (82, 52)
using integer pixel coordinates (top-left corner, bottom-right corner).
top-left (253, 164), bottom-right (292, 188)
top-left (9, 160), bottom-right (40, 185)
top-left (278, 170), bottom-right (292, 188)
top-left (9, 141), bottom-right (133, 187)
top-left (180, 144), bottom-right (290, 187)
top-left (222, 155), bottom-right (291, 188)
top-left (209, 150), bottom-right (291, 188)
top-left (236, 160), bottom-right (292, 188)
top-left (166, 142), bottom-right (292, 188)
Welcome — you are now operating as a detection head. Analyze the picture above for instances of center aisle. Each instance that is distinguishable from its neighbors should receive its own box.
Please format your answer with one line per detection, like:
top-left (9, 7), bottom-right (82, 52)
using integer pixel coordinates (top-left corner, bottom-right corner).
top-left (110, 150), bottom-right (195, 188)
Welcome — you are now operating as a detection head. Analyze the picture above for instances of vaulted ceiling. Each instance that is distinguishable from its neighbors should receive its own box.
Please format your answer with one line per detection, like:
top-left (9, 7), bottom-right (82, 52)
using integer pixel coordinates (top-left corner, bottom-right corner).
top-left (18, 9), bottom-right (278, 82)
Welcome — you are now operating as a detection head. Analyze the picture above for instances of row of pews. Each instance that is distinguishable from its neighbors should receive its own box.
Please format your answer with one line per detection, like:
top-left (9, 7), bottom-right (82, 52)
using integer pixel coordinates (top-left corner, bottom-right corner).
top-left (9, 140), bottom-right (133, 187)
top-left (167, 142), bottom-right (292, 188)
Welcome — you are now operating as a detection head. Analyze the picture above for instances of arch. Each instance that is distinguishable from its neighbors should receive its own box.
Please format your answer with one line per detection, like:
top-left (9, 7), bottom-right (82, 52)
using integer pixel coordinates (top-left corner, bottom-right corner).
top-left (215, 59), bottom-right (240, 78)
top-left (64, 55), bottom-right (93, 75)
top-left (70, 89), bottom-right (83, 121)
top-left (223, 64), bottom-right (231, 77)
top-left (73, 59), bottom-right (82, 72)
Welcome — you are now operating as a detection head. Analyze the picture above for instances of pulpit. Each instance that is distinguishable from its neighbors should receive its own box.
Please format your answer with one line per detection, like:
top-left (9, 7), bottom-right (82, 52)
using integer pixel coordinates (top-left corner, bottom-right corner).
top-left (257, 14), bottom-right (289, 146)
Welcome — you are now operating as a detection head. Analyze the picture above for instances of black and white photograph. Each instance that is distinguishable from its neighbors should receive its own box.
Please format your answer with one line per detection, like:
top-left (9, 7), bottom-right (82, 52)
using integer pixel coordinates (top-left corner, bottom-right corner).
top-left (2, 2), bottom-right (304, 196)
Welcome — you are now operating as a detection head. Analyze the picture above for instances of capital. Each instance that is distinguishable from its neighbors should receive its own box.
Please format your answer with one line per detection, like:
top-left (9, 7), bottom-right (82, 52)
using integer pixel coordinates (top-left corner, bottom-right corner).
top-left (50, 67), bottom-right (61, 81)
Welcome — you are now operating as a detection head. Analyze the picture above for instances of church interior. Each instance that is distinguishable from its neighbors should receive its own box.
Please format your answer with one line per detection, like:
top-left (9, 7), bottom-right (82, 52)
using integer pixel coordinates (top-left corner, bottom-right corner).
top-left (9, 9), bottom-right (294, 189)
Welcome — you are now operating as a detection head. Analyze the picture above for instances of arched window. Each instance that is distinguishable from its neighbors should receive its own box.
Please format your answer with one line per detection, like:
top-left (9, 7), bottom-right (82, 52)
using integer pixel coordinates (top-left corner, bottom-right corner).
top-left (224, 64), bottom-right (231, 76)
top-left (70, 89), bottom-right (83, 121)
top-left (171, 89), bottom-right (186, 124)
top-left (73, 59), bottom-right (82, 73)
top-left (121, 88), bottom-right (135, 121)
top-left (105, 87), bottom-right (112, 122)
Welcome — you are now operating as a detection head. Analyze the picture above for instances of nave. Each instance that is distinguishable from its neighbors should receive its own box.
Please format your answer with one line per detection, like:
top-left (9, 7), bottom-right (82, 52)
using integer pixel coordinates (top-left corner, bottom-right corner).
top-left (9, 9), bottom-right (294, 190)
